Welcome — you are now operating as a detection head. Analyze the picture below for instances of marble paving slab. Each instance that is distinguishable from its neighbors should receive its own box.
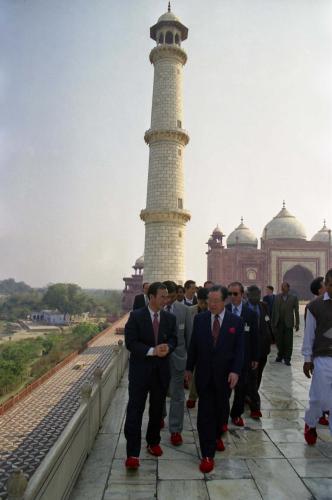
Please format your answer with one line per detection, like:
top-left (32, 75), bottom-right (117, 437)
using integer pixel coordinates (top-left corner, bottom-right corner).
top-left (207, 458), bottom-right (251, 479)
top-left (246, 458), bottom-right (314, 499)
top-left (109, 459), bottom-right (157, 484)
top-left (303, 478), bottom-right (332, 500)
top-left (206, 479), bottom-right (262, 500)
top-left (157, 479), bottom-right (209, 499)
top-left (104, 483), bottom-right (157, 500)
top-left (289, 458), bottom-right (332, 478)
top-left (158, 458), bottom-right (204, 480)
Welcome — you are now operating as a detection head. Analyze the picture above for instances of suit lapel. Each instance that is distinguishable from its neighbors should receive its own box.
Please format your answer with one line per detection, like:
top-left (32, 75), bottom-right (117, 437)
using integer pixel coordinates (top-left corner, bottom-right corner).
top-left (159, 310), bottom-right (167, 344)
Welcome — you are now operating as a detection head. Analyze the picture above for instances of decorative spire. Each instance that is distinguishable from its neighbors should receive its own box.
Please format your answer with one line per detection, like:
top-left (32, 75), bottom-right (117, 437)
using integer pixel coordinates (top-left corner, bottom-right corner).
top-left (168, 1), bottom-right (171, 12)
top-left (240, 216), bottom-right (244, 224)
top-left (282, 200), bottom-right (286, 209)
top-left (323, 219), bottom-right (326, 228)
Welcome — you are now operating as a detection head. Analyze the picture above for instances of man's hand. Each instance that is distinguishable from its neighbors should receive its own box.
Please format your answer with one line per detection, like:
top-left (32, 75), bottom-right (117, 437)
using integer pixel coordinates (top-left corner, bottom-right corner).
top-left (155, 343), bottom-right (169, 358)
top-left (303, 361), bottom-right (314, 378)
top-left (184, 370), bottom-right (192, 385)
top-left (228, 372), bottom-right (239, 389)
top-left (251, 361), bottom-right (259, 370)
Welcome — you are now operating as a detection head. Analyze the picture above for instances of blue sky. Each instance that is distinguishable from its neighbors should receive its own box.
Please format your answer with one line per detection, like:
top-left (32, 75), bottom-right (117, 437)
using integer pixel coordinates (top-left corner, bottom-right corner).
top-left (1, 0), bottom-right (331, 288)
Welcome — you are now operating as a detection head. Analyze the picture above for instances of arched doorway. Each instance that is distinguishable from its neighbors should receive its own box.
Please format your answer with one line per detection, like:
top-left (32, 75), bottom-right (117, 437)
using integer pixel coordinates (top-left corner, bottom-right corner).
top-left (283, 265), bottom-right (314, 300)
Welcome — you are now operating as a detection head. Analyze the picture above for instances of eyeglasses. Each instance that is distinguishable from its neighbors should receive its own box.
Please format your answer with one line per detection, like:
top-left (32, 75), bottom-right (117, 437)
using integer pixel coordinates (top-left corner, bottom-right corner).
top-left (228, 291), bottom-right (239, 296)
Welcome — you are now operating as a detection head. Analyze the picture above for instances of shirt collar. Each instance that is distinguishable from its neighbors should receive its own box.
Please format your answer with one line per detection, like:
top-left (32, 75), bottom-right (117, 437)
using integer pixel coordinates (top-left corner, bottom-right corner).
top-left (323, 292), bottom-right (332, 301)
top-left (148, 306), bottom-right (160, 320)
top-left (211, 309), bottom-right (225, 323)
top-left (232, 302), bottom-right (243, 314)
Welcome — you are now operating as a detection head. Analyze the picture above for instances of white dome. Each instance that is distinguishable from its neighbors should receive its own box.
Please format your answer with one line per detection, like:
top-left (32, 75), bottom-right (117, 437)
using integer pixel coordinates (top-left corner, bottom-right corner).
top-left (212, 224), bottom-right (224, 237)
top-left (311, 221), bottom-right (331, 242)
top-left (158, 11), bottom-right (180, 23)
top-left (262, 203), bottom-right (306, 240)
top-left (227, 219), bottom-right (258, 248)
top-left (134, 255), bottom-right (144, 269)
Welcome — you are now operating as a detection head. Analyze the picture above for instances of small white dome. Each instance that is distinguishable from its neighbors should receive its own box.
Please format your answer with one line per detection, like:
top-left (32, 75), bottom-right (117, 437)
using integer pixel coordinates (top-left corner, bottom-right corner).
top-left (311, 221), bottom-right (331, 242)
top-left (227, 218), bottom-right (258, 248)
top-left (262, 203), bottom-right (306, 240)
top-left (212, 224), bottom-right (224, 237)
top-left (158, 11), bottom-right (180, 23)
top-left (134, 255), bottom-right (144, 269)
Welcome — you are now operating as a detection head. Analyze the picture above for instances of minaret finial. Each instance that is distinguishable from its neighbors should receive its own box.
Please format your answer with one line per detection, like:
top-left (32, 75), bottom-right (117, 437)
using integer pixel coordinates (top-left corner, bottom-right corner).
top-left (241, 216), bottom-right (244, 224)
top-left (168, 1), bottom-right (171, 12)
top-left (282, 200), bottom-right (286, 209)
top-left (323, 219), bottom-right (326, 228)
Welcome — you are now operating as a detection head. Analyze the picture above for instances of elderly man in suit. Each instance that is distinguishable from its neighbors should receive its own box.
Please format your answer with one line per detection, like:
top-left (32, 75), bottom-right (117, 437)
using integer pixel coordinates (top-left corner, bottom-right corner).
top-left (124, 282), bottom-right (177, 469)
top-left (185, 285), bottom-right (244, 473)
top-left (224, 281), bottom-right (259, 427)
top-left (163, 281), bottom-right (192, 446)
top-left (272, 281), bottom-right (299, 366)
top-left (132, 282), bottom-right (150, 310)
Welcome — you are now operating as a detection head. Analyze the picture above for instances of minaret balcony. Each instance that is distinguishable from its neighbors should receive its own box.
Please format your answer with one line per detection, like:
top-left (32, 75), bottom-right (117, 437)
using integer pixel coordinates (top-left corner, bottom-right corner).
top-left (140, 208), bottom-right (191, 224)
top-left (144, 128), bottom-right (189, 146)
top-left (149, 45), bottom-right (187, 65)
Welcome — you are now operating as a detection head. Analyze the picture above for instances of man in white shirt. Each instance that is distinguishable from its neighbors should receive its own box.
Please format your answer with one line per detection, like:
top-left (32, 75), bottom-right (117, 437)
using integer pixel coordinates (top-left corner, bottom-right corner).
top-left (302, 269), bottom-right (332, 445)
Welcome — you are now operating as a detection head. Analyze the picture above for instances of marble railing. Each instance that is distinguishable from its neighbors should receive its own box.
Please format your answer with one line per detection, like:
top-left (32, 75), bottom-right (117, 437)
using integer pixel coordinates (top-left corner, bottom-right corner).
top-left (6, 340), bottom-right (128, 500)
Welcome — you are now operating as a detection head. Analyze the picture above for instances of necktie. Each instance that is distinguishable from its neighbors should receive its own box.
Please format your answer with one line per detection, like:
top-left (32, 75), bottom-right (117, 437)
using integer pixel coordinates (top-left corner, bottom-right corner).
top-left (233, 306), bottom-right (239, 316)
top-left (152, 313), bottom-right (159, 345)
top-left (212, 315), bottom-right (220, 346)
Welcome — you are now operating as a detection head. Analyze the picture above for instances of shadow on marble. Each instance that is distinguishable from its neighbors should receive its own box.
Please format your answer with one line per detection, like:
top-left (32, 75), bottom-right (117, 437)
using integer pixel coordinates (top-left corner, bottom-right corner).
top-left (109, 459), bottom-right (157, 484)
top-left (158, 458), bottom-right (203, 480)
top-left (157, 479), bottom-right (209, 499)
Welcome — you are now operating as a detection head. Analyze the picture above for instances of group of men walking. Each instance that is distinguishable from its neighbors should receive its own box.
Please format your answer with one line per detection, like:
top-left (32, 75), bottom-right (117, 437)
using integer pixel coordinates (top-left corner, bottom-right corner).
top-left (123, 272), bottom-right (332, 473)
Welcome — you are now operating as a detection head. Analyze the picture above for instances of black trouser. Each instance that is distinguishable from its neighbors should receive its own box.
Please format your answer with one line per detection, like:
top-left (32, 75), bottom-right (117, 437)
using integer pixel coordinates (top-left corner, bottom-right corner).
top-left (230, 369), bottom-right (248, 419)
top-left (275, 323), bottom-right (293, 361)
top-left (197, 377), bottom-right (228, 458)
top-left (246, 356), bottom-right (267, 411)
top-left (124, 366), bottom-right (167, 457)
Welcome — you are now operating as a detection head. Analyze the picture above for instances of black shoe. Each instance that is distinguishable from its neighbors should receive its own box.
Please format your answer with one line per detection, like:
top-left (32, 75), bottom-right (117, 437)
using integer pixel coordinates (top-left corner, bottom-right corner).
top-left (284, 359), bottom-right (291, 366)
top-left (275, 356), bottom-right (282, 362)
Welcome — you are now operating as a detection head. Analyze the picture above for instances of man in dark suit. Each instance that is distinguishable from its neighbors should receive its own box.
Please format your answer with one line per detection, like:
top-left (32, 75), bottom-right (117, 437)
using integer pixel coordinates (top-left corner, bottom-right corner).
top-left (132, 282), bottom-right (150, 310)
top-left (124, 282), bottom-right (177, 469)
top-left (225, 281), bottom-right (259, 427)
top-left (246, 285), bottom-right (272, 418)
top-left (263, 285), bottom-right (275, 317)
top-left (272, 281), bottom-right (299, 365)
top-left (183, 279), bottom-right (198, 306)
top-left (185, 285), bottom-right (244, 473)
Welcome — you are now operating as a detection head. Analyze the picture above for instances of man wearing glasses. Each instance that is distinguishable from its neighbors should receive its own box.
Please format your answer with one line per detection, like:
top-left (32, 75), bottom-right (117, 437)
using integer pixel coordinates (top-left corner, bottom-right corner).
top-left (224, 281), bottom-right (259, 428)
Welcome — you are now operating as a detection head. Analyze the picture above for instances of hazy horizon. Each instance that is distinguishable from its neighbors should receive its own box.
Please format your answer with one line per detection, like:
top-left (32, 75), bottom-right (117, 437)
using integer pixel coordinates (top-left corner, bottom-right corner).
top-left (1, 0), bottom-right (332, 289)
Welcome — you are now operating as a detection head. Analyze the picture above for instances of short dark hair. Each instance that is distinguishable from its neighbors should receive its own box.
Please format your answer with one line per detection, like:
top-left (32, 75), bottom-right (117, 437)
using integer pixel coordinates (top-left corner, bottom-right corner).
top-left (266, 285), bottom-right (274, 292)
top-left (197, 288), bottom-right (209, 300)
top-left (176, 284), bottom-right (185, 293)
top-left (228, 281), bottom-right (244, 294)
top-left (325, 269), bottom-right (332, 284)
top-left (204, 280), bottom-right (214, 287)
top-left (209, 285), bottom-right (228, 301)
top-left (142, 282), bottom-right (149, 289)
top-left (282, 282), bottom-right (290, 288)
top-left (162, 280), bottom-right (177, 294)
top-left (310, 277), bottom-right (324, 296)
top-left (247, 285), bottom-right (261, 294)
top-left (184, 280), bottom-right (196, 290)
top-left (147, 282), bottom-right (167, 299)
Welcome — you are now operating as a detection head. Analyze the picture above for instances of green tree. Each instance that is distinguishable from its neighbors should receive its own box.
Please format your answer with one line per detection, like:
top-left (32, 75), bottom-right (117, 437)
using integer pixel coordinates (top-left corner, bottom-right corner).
top-left (43, 283), bottom-right (90, 315)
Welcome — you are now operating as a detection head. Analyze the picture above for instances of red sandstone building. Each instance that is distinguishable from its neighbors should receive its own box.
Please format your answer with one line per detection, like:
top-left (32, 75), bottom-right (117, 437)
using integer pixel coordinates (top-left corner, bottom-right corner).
top-left (122, 204), bottom-right (331, 310)
top-left (207, 203), bottom-right (331, 300)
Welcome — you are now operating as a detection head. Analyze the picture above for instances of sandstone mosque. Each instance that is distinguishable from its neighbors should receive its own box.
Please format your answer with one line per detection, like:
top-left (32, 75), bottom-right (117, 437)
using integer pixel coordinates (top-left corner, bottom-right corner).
top-left (122, 4), bottom-right (331, 311)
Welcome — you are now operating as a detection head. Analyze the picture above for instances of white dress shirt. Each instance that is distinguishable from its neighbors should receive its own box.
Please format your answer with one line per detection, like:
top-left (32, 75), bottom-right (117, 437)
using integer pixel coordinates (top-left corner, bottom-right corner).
top-left (232, 302), bottom-right (243, 316)
top-left (302, 292), bottom-right (331, 362)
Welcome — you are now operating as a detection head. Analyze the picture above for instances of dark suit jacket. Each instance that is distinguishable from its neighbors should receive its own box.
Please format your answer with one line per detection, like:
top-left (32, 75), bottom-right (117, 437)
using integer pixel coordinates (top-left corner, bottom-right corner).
top-left (125, 307), bottom-right (177, 389)
top-left (256, 301), bottom-right (272, 357)
top-left (272, 294), bottom-right (300, 329)
top-left (186, 309), bottom-right (244, 394)
top-left (263, 294), bottom-right (275, 317)
top-left (132, 293), bottom-right (147, 310)
top-left (226, 303), bottom-right (259, 367)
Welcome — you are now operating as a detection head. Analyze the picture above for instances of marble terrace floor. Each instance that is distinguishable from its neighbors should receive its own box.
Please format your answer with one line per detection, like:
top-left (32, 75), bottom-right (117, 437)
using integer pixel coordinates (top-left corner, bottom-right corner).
top-left (71, 320), bottom-right (332, 500)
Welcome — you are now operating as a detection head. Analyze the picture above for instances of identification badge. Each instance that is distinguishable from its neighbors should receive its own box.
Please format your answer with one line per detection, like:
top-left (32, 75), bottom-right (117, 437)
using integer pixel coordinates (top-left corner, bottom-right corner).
top-left (265, 315), bottom-right (270, 322)
top-left (244, 324), bottom-right (250, 332)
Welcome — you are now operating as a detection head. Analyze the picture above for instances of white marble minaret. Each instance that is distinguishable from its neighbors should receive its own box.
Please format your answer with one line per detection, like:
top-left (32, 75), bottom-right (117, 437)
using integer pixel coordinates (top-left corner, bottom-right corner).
top-left (140, 3), bottom-right (190, 284)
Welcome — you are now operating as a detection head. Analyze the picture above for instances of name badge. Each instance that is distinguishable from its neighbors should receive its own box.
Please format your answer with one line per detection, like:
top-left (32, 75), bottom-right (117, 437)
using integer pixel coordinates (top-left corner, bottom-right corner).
top-left (244, 324), bottom-right (250, 332)
top-left (265, 315), bottom-right (270, 322)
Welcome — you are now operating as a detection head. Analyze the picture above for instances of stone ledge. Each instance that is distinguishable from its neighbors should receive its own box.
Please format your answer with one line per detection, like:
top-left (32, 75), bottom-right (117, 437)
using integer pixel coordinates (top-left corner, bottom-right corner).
top-left (144, 128), bottom-right (189, 146)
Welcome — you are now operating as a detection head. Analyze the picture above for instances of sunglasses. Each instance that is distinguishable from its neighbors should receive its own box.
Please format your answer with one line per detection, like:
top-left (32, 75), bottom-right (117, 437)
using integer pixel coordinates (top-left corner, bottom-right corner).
top-left (228, 291), bottom-right (239, 296)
